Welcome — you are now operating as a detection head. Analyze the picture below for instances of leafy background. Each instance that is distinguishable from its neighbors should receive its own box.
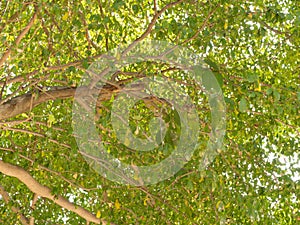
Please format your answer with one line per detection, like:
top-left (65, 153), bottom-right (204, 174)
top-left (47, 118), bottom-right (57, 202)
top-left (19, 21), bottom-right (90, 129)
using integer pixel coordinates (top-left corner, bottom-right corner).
top-left (0, 0), bottom-right (299, 224)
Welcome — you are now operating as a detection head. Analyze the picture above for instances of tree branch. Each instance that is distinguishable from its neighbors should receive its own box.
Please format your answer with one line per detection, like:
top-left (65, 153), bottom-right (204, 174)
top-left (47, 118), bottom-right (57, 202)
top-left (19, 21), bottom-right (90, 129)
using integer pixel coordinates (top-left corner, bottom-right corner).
top-left (181, 4), bottom-right (220, 45)
top-left (0, 160), bottom-right (115, 225)
top-left (0, 10), bottom-right (37, 68)
top-left (0, 86), bottom-right (78, 120)
top-left (0, 55), bottom-right (101, 86)
top-left (0, 80), bottom-right (146, 121)
top-left (260, 21), bottom-right (292, 39)
top-left (0, 185), bottom-right (30, 225)
top-left (122, 0), bottom-right (184, 55)
top-left (0, 86), bottom-right (107, 120)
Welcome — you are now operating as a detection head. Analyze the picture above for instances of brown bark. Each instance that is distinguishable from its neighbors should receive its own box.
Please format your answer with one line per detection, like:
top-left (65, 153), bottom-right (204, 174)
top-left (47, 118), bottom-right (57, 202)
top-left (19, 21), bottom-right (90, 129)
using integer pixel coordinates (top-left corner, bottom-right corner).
top-left (0, 160), bottom-right (115, 225)
top-left (0, 83), bottom-right (151, 121)
top-left (0, 86), bottom-right (117, 121)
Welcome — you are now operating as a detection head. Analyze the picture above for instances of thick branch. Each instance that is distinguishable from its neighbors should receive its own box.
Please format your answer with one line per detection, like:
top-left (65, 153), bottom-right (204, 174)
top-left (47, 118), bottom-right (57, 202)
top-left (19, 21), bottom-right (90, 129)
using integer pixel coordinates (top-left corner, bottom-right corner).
top-left (0, 82), bottom-right (145, 121)
top-left (0, 160), bottom-right (115, 225)
top-left (0, 86), bottom-right (107, 121)
top-left (0, 87), bottom-right (78, 120)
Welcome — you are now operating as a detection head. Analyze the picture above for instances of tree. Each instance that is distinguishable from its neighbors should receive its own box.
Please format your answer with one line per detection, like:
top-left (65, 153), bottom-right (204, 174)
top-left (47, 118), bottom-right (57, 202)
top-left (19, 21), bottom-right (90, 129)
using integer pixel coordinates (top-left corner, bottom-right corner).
top-left (0, 0), bottom-right (299, 224)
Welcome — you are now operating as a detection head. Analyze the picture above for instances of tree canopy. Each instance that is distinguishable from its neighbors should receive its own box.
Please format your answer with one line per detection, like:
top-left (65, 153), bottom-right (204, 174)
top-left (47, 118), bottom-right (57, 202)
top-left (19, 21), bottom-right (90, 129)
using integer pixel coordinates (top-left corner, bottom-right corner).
top-left (0, 0), bottom-right (299, 224)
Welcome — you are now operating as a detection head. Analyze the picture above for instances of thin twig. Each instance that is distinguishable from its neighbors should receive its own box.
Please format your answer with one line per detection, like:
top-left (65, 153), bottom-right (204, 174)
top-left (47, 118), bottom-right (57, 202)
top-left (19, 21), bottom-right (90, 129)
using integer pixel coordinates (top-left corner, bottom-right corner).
top-left (0, 10), bottom-right (37, 68)
top-left (0, 185), bottom-right (30, 225)
top-left (122, 0), bottom-right (185, 56)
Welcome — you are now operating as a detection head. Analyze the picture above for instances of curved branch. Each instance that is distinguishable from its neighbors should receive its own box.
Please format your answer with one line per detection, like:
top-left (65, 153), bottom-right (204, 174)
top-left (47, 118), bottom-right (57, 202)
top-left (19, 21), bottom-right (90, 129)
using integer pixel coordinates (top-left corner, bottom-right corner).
top-left (0, 9), bottom-right (37, 68)
top-left (0, 185), bottom-right (30, 225)
top-left (0, 160), bottom-right (115, 225)
top-left (122, 0), bottom-right (184, 55)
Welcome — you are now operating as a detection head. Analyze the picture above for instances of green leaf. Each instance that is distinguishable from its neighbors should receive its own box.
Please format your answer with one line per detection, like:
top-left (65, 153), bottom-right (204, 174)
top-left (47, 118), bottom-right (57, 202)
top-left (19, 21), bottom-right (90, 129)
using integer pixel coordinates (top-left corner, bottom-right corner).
top-left (204, 58), bottom-right (220, 71)
top-left (238, 97), bottom-right (248, 113)
top-left (245, 73), bottom-right (258, 83)
top-left (214, 72), bottom-right (224, 87)
top-left (82, 59), bottom-right (89, 69)
top-left (266, 88), bottom-right (273, 95)
top-left (47, 114), bottom-right (56, 127)
top-left (132, 5), bottom-right (139, 14)
top-left (273, 90), bottom-right (280, 101)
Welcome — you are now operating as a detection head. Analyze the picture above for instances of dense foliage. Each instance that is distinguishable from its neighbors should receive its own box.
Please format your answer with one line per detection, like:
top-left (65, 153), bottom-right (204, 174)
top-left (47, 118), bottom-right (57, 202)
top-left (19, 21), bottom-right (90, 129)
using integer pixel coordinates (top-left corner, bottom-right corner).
top-left (0, 0), bottom-right (299, 224)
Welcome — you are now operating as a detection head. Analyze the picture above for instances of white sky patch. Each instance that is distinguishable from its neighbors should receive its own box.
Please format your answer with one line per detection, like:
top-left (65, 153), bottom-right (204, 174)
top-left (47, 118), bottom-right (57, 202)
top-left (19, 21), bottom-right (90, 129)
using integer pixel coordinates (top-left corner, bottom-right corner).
top-left (263, 134), bottom-right (300, 182)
